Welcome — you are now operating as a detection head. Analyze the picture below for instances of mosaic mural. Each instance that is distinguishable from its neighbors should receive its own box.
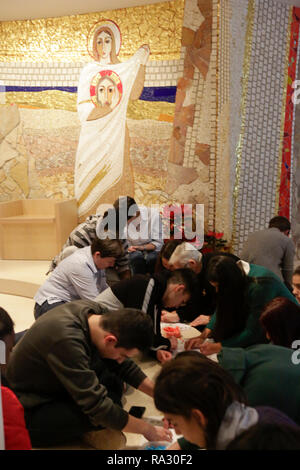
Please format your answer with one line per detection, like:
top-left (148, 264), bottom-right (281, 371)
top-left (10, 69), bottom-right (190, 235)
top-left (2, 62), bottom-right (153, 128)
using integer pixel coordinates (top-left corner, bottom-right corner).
top-left (0, 0), bottom-right (188, 221)
top-left (0, 0), bottom-right (298, 254)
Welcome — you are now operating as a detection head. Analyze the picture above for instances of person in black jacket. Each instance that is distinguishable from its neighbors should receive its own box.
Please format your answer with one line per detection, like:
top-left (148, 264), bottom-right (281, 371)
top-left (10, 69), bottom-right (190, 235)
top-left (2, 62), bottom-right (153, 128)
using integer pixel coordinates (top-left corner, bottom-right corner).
top-left (94, 268), bottom-right (197, 363)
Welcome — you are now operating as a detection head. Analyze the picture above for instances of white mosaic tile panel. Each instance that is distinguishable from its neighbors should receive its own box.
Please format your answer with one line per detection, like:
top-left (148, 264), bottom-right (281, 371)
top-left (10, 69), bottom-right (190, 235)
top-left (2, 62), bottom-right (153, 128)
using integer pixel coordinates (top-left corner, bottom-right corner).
top-left (215, 0), bottom-right (232, 239)
top-left (208, 0), bottom-right (219, 231)
top-left (230, 0), bottom-right (249, 219)
top-left (0, 59), bottom-right (180, 88)
top-left (233, 0), bottom-right (290, 255)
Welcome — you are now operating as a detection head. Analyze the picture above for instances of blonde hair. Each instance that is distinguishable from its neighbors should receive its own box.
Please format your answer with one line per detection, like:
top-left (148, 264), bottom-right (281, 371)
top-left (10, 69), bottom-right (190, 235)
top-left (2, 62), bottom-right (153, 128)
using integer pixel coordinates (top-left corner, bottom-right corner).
top-left (93, 27), bottom-right (120, 63)
top-left (169, 242), bottom-right (202, 267)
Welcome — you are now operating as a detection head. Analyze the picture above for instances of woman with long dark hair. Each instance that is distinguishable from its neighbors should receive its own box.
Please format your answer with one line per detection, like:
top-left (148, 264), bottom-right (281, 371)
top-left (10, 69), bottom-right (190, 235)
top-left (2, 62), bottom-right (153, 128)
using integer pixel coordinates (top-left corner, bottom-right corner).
top-left (185, 256), bottom-right (298, 355)
top-left (154, 352), bottom-right (298, 450)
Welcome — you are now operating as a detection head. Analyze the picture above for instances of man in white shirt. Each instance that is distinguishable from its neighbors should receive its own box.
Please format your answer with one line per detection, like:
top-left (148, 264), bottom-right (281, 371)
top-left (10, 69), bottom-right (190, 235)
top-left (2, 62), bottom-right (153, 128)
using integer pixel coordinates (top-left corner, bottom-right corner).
top-left (34, 238), bottom-right (123, 319)
top-left (125, 206), bottom-right (163, 275)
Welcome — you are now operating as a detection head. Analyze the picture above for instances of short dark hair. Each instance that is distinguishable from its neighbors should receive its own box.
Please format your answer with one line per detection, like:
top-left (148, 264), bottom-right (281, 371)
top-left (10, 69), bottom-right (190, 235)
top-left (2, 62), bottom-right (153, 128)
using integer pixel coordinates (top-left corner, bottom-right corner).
top-left (154, 351), bottom-right (246, 450)
top-left (161, 240), bottom-right (183, 261)
top-left (100, 308), bottom-right (154, 351)
top-left (260, 297), bottom-right (300, 347)
top-left (155, 240), bottom-right (183, 273)
top-left (269, 216), bottom-right (291, 232)
top-left (166, 268), bottom-right (197, 295)
top-left (226, 423), bottom-right (300, 450)
top-left (91, 237), bottom-right (123, 258)
top-left (293, 265), bottom-right (300, 276)
top-left (100, 196), bottom-right (139, 237)
top-left (0, 307), bottom-right (14, 340)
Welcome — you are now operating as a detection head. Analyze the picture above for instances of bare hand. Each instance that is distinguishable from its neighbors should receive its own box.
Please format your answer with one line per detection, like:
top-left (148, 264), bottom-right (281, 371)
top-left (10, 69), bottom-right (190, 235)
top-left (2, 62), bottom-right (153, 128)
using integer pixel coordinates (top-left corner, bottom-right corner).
top-left (156, 350), bottom-right (173, 363)
top-left (128, 246), bottom-right (137, 252)
top-left (190, 315), bottom-right (210, 327)
top-left (199, 342), bottom-right (222, 356)
top-left (143, 425), bottom-right (172, 442)
top-left (168, 336), bottom-right (178, 351)
top-left (185, 336), bottom-right (204, 350)
top-left (161, 310), bottom-right (180, 323)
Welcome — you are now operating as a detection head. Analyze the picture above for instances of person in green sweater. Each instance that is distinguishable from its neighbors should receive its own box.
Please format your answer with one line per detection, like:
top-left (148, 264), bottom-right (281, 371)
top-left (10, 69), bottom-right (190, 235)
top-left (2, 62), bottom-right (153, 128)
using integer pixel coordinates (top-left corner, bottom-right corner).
top-left (185, 256), bottom-right (298, 355)
top-left (218, 344), bottom-right (300, 425)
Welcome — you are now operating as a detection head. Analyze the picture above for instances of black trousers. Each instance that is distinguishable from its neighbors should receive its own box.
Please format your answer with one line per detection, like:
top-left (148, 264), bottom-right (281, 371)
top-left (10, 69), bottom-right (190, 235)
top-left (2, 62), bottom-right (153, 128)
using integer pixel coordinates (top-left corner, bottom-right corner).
top-left (24, 369), bottom-right (124, 447)
top-left (34, 300), bottom-right (66, 320)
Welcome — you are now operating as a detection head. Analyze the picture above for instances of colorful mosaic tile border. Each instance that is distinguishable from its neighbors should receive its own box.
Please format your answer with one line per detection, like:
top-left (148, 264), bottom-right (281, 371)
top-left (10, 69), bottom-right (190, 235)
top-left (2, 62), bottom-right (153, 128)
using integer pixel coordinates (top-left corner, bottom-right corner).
top-left (0, 0), bottom-right (185, 63)
top-left (0, 60), bottom-right (180, 89)
top-left (0, 59), bottom-right (181, 111)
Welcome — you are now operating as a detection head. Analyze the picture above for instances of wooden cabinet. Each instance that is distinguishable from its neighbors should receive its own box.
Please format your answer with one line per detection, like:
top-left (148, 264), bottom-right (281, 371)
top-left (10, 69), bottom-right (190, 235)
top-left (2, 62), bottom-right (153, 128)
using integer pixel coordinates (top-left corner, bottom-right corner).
top-left (0, 199), bottom-right (78, 260)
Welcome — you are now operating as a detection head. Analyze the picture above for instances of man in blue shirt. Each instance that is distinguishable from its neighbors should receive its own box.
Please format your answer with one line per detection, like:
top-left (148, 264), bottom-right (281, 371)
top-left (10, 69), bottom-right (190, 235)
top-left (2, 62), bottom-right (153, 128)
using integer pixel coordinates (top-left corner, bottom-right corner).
top-left (34, 238), bottom-right (123, 319)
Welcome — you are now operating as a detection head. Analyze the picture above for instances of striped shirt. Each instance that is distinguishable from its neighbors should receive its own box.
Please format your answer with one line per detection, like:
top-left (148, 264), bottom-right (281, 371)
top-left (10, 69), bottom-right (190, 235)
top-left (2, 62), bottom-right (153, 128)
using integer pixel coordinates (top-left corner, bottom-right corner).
top-left (48, 214), bottom-right (129, 273)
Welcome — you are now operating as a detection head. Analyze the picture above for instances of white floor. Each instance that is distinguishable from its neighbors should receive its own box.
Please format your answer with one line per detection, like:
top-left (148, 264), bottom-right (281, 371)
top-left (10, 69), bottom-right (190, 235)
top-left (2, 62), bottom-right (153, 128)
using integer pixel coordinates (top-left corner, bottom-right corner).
top-left (0, 259), bottom-right (165, 450)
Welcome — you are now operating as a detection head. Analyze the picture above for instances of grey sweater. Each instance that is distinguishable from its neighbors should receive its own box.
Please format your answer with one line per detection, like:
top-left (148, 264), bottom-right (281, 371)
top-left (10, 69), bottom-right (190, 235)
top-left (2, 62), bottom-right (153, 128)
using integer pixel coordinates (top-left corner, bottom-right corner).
top-left (240, 227), bottom-right (295, 284)
top-left (6, 299), bottom-right (146, 430)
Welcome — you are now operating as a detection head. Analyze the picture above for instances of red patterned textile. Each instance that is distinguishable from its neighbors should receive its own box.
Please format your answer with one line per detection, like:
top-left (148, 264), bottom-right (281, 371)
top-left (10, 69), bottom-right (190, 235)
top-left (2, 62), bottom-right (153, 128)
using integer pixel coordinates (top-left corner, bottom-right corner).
top-left (279, 7), bottom-right (300, 218)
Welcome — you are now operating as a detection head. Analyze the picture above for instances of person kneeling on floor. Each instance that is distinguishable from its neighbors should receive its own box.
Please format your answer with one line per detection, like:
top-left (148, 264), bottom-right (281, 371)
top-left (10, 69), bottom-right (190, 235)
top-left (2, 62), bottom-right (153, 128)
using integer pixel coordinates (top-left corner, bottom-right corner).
top-left (5, 301), bottom-right (172, 449)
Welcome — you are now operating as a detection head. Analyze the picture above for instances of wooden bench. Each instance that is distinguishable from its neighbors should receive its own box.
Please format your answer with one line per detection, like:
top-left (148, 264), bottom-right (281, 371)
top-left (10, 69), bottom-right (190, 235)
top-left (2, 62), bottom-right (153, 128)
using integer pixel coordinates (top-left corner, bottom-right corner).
top-left (0, 199), bottom-right (78, 260)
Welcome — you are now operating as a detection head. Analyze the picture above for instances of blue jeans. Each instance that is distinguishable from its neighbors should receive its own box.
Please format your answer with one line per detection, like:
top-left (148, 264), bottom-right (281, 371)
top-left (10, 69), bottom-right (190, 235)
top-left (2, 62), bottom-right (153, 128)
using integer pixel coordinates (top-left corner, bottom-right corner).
top-left (129, 250), bottom-right (158, 275)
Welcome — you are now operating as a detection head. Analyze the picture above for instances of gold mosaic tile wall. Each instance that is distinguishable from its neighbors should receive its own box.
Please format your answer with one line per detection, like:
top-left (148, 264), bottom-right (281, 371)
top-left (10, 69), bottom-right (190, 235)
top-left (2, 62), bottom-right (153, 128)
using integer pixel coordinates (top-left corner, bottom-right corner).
top-left (0, 1), bottom-right (184, 62)
top-left (0, 0), bottom-right (218, 229)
